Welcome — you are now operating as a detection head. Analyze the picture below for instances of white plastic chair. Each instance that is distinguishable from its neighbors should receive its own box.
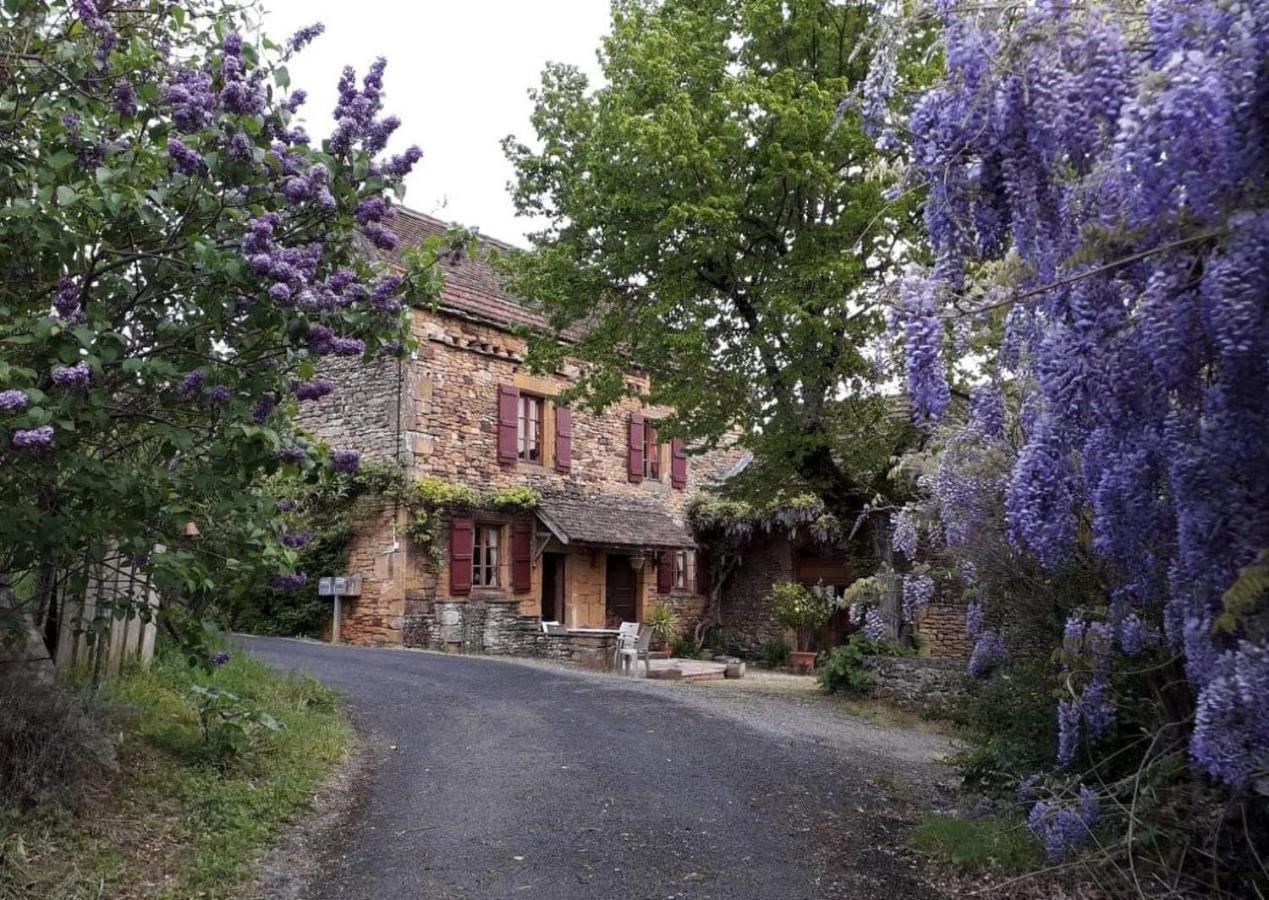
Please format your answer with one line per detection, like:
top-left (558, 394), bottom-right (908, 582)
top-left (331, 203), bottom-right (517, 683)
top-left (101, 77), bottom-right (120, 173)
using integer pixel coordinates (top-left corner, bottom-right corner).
top-left (617, 625), bottom-right (654, 677)
top-left (613, 621), bottom-right (640, 670)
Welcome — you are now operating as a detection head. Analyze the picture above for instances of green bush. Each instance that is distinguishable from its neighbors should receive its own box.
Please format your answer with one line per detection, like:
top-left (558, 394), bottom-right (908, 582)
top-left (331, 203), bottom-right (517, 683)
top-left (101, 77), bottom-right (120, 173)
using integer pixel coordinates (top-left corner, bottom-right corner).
top-left (768, 581), bottom-right (836, 651)
top-left (816, 634), bottom-right (906, 694)
top-left (647, 602), bottom-right (680, 647)
top-left (758, 634), bottom-right (790, 668)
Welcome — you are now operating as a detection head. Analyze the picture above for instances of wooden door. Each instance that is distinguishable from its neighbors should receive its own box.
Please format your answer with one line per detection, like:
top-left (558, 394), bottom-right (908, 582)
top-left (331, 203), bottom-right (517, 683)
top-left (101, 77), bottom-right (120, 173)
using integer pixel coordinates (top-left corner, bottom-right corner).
top-left (604, 556), bottom-right (638, 626)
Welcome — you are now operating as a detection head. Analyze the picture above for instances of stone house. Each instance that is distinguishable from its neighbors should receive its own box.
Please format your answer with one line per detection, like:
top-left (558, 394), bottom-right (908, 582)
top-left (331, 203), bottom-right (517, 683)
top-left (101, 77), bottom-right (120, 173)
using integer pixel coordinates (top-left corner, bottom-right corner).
top-left (301, 208), bottom-right (742, 652)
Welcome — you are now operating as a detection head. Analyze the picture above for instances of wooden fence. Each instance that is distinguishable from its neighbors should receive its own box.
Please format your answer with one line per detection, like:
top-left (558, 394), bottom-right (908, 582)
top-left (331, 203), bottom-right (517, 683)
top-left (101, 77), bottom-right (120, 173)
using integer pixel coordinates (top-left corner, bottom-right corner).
top-left (51, 553), bottom-right (159, 678)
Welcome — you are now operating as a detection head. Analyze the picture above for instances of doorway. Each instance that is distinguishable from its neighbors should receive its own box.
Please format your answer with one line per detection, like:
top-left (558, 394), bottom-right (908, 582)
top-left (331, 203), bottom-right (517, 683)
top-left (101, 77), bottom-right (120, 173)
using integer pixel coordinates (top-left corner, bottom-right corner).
top-left (605, 555), bottom-right (638, 627)
top-left (541, 553), bottom-right (566, 624)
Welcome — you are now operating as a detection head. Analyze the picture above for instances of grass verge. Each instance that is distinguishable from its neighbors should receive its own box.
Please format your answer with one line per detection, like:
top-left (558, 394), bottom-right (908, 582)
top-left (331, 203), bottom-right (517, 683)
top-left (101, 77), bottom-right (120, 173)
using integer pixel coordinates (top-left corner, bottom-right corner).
top-left (909, 812), bottom-right (1042, 875)
top-left (0, 644), bottom-right (351, 900)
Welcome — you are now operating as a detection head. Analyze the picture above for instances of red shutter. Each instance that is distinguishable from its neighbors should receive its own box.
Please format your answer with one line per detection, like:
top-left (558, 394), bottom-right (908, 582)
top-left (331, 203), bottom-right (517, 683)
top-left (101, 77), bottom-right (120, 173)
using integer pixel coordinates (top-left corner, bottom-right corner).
top-left (554, 405), bottom-right (572, 473)
top-left (627, 413), bottom-right (644, 483)
top-left (695, 550), bottom-right (711, 595)
top-left (670, 438), bottom-right (687, 489)
top-left (497, 384), bottom-right (519, 464)
top-left (656, 551), bottom-right (673, 595)
top-left (647, 425), bottom-right (660, 479)
top-left (512, 520), bottom-right (533, 593)
top-left (449, 517), bottom-right (473, 596)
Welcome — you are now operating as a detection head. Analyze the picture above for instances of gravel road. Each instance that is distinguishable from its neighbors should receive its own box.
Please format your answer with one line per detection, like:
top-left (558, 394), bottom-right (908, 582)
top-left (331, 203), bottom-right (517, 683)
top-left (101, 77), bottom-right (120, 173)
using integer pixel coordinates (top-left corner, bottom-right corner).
top-left (240, 635), bottom-right (957, 900)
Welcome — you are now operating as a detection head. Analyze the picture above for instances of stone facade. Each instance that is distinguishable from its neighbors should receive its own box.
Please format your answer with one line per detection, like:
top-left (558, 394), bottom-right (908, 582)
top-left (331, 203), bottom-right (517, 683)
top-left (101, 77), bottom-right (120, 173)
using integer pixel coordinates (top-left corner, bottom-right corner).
top-left (299, 209), bottom-right (742, 647)
top-left (915, 601), bottom-right (973, 658)
top-left (863, 656), bottom-right (965, 710)
top-left (715, 535), bottom-right (795, 657)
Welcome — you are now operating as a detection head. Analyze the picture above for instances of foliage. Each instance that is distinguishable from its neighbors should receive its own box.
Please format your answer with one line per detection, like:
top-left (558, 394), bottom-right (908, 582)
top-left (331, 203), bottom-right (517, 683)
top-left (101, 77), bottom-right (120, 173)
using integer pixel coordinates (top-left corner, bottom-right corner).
top-left (757, 634), bottom-right (790, 669)
top-left (505, 0), bottom-right (927, 520)
top-left (768, 580), bottom-right (836, 652)
top-left (0, 641), bottom-right (349, 899)
top-left (646, 602), bottom-right (680, 647)
top-left (488, 485), bottom-right (540, 512)
top-left (908, 813), bottom-right (1042, 875)
top-left (0, 670), bottom-right (118, 811)
top-left (0, 0), bottom-right (450, 656)
top-left (817, 633), bottom-right (907, 694)
top-left (397, 479), bottom-right (538, 572)
top-left (669, 634), bottom-right (698, 660)
top-left (188, 683), bottom-right (281, 759)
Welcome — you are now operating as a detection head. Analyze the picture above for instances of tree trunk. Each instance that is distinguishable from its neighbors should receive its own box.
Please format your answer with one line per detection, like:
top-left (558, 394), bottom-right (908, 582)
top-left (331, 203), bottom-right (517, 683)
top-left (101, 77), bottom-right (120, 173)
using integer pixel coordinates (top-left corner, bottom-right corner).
top-left (0, 571), bottom-right (55, 682)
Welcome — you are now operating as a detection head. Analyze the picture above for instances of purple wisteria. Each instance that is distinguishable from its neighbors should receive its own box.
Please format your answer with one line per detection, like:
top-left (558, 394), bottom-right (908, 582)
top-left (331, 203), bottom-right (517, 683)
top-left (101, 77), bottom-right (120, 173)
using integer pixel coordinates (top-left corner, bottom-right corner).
top-left (967, 629), bottom-right (1007, 679)
top-left (11, 426), bottom-right (54, 450)
top-left (330, 449), bottom-right (360, 474)
top-left (1026, 786), bottom-right (1099, 862)
top-left (0, 390), bottom-right (28, 413)
top-left (51, 361), bottom-right (90, 390)
top-left (293, 378), bottom-right (335, 402)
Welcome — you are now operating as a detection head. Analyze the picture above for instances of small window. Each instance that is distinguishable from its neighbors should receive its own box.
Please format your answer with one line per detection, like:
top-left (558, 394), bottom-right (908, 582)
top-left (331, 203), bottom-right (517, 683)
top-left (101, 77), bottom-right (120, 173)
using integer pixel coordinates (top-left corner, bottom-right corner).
top-left (472, 525), bottom-right (500, 587)
top-left (643, 425), bottom-right (660, 480)
top-left (673, 550), bottom-right (691, 590)
top-left (518, 395), bottom-right (544, 463)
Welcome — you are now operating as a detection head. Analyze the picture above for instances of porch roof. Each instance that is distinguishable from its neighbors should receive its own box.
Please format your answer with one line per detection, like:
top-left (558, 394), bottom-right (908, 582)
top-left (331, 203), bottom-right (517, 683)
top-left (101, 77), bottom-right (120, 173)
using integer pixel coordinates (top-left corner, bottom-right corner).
top-left (535, 489), bottom-right (695, 550)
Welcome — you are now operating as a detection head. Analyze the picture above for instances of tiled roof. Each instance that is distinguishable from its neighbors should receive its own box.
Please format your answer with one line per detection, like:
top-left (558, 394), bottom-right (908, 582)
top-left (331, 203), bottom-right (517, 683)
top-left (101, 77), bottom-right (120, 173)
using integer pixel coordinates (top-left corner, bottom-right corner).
top-left (535, 487), bottom-right (695, 550)
top-left (382, 207), bottom-right (572, 337)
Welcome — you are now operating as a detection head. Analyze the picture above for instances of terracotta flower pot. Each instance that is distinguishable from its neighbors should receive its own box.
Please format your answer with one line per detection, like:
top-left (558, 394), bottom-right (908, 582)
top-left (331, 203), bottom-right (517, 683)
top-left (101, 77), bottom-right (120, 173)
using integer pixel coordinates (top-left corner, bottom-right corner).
top-left (790, 650), bottom-right (817, 674)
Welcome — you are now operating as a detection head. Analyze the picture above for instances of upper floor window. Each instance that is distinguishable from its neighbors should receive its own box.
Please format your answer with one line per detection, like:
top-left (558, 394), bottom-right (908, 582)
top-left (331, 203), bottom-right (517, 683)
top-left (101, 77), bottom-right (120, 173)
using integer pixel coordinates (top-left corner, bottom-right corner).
top-left (518, 394), bottom-right (544, 463)
top-left (473, 524), bottom-right (500, 587)
top-left (643, 424), bottom-right (660, 480)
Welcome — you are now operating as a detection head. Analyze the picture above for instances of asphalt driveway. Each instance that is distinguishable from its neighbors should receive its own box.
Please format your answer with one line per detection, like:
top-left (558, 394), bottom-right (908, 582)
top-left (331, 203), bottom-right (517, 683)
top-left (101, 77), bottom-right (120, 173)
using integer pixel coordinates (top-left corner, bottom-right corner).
top-left (240, 636), bottom-right (952, 900)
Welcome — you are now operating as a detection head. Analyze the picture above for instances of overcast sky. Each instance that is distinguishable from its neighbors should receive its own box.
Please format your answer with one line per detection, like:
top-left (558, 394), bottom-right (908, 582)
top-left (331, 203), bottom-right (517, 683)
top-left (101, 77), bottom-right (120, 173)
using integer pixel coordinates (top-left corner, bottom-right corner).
top-left (260, 0), bottom-right (611, 247)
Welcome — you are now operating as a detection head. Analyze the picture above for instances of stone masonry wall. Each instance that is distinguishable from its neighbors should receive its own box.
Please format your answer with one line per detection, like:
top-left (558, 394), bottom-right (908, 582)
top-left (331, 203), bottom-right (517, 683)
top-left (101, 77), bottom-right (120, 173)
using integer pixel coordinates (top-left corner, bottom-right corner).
top-left (863, 656), bottom-right (966, 711)
top-left (716, 535), bottom-right (794, 658)
top-left (915, 601), bottom-right (972, 658)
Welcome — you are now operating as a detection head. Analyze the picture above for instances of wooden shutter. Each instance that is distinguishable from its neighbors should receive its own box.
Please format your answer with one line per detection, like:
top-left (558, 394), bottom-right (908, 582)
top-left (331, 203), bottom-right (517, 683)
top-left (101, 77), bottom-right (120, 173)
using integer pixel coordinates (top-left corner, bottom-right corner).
top-left (695, 550), bottom-right (711, 595)
top-left (449, 517), bottom-right (473, 596)
top-left (670, 438), bottom-right (687, 489)
top-left (497, 384), bottom-right (519, 464)
top-left (554, 405), bottom-right (572, 473)
top-left (627, 413), bottom-right (644, 483)
top-left (512, 520), bottom-right (533, 593)
top-left (647, 425), bottom-right (660, 479)
top-left (656, 551), bottom-right (673, 595)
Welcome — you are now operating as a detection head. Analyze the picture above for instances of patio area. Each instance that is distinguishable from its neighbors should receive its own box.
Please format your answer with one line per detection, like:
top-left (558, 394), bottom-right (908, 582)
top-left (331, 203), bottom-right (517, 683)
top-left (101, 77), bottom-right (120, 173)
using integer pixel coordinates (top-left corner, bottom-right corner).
top-left (635, 657), bottom-right (740, 681)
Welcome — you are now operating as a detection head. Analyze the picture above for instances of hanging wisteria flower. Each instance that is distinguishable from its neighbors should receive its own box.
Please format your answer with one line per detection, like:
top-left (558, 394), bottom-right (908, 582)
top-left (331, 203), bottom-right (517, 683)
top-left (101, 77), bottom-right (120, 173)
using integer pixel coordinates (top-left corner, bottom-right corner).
top-left (965, 599), bottom-right (984, 641)
top-left (902, 574), bottom-right (934, 622)
top-left (287, 22), bottom-right (325, 54)
top-left (862, 607), bottom-right (886, 641)
top-left (330, 449), bottom-right (361, 473)
top-left (51, 361), bottom-right (90, 390)
top-left (1057, 698), bottom-right (1081, 766)
top-left (891, 507), bottom-right (919, 559)
top-left (967, 629), bottom-right (1007, 678)
top-left (1190, 642), bottom-right (1269, 786)
top-left (281, 531), bottom-right (313, 548)
top-left (897, 273), bottom-right (950, 423)
top-left (0, 390), bottom-right (29, 413)
top-left (11, 426), bottom-right (54, 450)
top-left (1026, 786), bottom-right (1099, 862)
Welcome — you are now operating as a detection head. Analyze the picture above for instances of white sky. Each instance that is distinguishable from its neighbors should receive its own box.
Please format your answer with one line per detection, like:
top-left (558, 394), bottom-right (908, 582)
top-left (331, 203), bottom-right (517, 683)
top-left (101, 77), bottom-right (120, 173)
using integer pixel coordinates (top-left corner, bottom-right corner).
top-left (260, 0), bottom-right (611, 247)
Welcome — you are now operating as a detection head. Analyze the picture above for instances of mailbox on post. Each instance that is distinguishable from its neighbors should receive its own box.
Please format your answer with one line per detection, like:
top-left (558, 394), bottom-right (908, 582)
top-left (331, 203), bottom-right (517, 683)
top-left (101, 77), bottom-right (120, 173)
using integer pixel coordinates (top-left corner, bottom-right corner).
top-left (318, 575), bottom-right (362, 643)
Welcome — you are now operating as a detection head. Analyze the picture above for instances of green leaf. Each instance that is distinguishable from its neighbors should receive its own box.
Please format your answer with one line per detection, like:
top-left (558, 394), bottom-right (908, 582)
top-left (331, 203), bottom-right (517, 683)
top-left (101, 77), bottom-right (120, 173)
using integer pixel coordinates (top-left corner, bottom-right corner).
top-left (56, 186), bottom-right (79, 207)
top-left (275, 66), bottom-right (290, 88)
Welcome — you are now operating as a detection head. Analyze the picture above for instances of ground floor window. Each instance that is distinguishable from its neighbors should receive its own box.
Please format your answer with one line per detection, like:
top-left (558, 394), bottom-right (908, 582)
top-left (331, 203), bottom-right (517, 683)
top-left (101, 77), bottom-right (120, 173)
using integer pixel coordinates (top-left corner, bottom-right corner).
top-left (673, 550), bottom-right (693, 590)
top-left (473, 524), bottom-right (500, 587)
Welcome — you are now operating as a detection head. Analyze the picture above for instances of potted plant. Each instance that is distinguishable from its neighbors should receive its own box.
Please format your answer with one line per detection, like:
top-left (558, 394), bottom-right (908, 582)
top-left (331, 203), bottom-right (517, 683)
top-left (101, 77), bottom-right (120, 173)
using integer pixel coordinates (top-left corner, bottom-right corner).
top-left (646, 602), bottom-right (680, 658)
top-left (769, 581), bottom-right (836, 673)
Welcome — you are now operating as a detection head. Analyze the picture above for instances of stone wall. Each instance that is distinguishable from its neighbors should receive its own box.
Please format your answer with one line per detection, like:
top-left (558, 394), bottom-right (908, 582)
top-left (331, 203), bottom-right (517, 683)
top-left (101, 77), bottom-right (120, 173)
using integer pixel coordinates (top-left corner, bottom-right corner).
top-left (715, 535), bottom-right (794, 657)
top-left (915, 601), bottom-right (972, 658)
top-left (863, 655), bottom-right (966, 710)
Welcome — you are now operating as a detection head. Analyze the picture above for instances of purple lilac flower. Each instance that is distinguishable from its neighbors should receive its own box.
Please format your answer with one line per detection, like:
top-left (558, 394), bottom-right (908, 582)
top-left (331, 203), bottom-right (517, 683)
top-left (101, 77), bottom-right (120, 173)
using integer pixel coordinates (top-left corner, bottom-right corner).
top-left (272, 572), bottom-right (307, 591)
top-left (51, 361), bottom-right (90, 391)
top-left (74, 0), bottom-right (108, 31)
top-left (330, 449), bottom-right (361, 474)
top-left (294, 378), bottom-right (335, 402)
top-left (361, 222), bottom-right (399, 251)
top-left (379, 340), bottom-right (403, 357)
top-left (208, 385), bottom-right (233, 404)
top-left (54, 276), bottom-right (81, 320)
top-left (210, 650), bottom-right (231, 667)
top-left (163, 69), bottom-right (216, 132)
top-left (252, 396), bottom-right (276, 424)
top-left (384, 146), bottom-right (422, 178)
top-left (11, 426), bottom-right (54, 450)
top-left (168, 137), bottom-right (206, 176)
top-left (282, 89), bottom-right (308, 113)
top-left (281, 531), bottom-right (313, 548)
top-left (176, 369), bottom-right (206, 400)
top-left (356, 195), bottom-right (389, 225)
top-left (276, 498), bottom-right (297, 512)
top-left (967, 629), bottom-right (1007, 678)
top-left (0, 390), bottom-right (29, 413)
top-left (113, 80), bottom-right (137, 118)
top-left (278, 446), bottom-right (307, 465)
top-left (328, 337), bottom-right (365, 357)
top-left (222, 32), bottom-right (243, 56)
top-left (287, 23), bottom-right (325, 53)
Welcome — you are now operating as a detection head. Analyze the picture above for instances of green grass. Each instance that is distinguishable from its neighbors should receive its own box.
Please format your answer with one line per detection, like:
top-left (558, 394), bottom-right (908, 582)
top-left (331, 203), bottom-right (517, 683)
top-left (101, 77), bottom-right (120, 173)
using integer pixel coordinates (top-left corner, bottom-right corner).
top-left (0, 644), bottom-right (351, 900)
top-left (909, 813), bottom-right (1043, 875)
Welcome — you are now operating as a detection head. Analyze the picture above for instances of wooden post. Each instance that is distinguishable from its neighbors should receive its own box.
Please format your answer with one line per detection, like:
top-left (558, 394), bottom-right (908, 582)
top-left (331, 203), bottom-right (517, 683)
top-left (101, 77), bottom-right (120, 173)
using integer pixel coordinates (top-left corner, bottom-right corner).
top-left (332, 591), bottom-right (341, 644)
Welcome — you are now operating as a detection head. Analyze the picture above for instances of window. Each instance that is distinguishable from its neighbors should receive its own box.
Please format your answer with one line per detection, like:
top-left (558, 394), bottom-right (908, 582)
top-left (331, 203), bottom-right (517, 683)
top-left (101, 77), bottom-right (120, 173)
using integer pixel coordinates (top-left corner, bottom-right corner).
top-left (643, 424), bottom-right (660, 480)
top-left (472, 525), bottom-right (500, 587)
top-left (517, 395), bottom-right (544, 463)
top-left (673, 550), bottom-right (691, 590)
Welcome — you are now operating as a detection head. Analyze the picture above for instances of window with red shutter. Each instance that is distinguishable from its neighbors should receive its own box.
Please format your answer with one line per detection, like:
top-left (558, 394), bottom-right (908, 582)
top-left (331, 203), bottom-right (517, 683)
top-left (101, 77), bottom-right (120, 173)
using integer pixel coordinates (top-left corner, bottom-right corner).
top-left (656, 550), bottom-right (673, 595)
top-left (627, 414), bottom-right (644, 483)
top-left (449, 518), bottom-right (473, 595)
top-left (670, 438), bottom-right (688, 489)
top-left (644, 424), bottom-right (660, 480)
top-left (512, 520), bottom-right (533, 593)
top-left (554, 405), bottom-right (572, 473)
top-left (497, 384), bottom-right (519, 464)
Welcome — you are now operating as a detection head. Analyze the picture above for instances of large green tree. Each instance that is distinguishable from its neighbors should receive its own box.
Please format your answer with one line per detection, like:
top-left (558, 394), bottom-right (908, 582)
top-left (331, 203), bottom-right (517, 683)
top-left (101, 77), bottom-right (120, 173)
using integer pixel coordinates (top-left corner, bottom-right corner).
top-left (504, 0), bottom-right (925, 515)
